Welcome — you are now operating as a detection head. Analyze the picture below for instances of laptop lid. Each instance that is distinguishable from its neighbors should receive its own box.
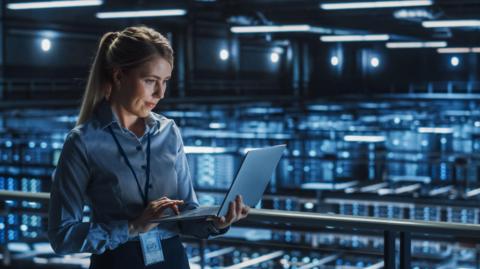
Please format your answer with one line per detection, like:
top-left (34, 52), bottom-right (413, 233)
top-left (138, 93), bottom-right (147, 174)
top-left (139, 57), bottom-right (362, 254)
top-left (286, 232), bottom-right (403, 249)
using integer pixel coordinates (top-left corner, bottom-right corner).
top-left (216, 144), bottom-right (286, 217)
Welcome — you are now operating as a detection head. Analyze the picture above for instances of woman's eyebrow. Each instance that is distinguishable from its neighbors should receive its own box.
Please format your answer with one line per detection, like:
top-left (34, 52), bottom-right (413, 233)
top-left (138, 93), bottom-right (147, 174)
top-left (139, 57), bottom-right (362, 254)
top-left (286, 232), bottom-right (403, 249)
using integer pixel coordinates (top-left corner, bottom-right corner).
top-left (146, 74), bottom-right (170, 80)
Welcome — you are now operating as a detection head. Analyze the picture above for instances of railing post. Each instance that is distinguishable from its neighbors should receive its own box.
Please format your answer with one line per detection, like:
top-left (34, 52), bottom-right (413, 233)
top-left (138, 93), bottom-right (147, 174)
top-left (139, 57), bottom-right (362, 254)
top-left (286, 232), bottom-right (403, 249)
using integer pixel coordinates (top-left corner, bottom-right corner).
top-left (384, 230), bottom-right (396, 269)
top-left (199, 238), bottom-right (206, 269)
top-left (399, 232), bottom-right (411, 269)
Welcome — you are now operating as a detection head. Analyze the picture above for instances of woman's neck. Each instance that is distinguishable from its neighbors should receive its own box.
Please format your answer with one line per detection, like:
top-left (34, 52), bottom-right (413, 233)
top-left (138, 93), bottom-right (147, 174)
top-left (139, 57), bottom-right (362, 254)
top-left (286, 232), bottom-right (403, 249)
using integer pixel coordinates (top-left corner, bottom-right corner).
top-left (110, 102), bottom-right (145, 137)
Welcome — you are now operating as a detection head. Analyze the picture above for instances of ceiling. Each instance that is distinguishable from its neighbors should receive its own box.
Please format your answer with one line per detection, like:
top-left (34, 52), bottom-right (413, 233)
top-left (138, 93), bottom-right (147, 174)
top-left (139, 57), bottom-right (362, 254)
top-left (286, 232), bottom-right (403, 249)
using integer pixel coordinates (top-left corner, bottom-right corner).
top-left (4, 0), bottom-right (480, 46)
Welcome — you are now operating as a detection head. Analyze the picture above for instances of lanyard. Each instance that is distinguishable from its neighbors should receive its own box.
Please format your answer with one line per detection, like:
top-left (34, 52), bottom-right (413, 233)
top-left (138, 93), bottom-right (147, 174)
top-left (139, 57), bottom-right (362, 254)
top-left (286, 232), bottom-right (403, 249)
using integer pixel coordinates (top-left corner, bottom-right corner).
top-left (108, 125), bottom-right (151, 207)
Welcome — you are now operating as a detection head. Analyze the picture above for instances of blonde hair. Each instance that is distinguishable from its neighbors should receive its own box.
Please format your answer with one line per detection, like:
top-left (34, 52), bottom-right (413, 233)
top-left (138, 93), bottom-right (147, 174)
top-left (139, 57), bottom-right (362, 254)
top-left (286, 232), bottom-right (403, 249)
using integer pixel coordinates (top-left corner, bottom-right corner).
top-left (76, 25), bottom-right (174, 126)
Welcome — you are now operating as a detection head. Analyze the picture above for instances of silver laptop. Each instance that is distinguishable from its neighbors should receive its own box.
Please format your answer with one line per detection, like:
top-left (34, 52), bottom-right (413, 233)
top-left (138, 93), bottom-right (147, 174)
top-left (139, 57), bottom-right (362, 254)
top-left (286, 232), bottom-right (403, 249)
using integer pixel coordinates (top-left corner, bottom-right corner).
top-left (153, 144), bottom-right (286, 223)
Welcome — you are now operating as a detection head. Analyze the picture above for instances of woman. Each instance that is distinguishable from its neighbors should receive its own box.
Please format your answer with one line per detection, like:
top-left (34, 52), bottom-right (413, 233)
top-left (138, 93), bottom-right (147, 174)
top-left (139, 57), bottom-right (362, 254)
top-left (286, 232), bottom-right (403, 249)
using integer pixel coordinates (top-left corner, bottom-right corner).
top-left (48, 25), bottom-right (249, 269)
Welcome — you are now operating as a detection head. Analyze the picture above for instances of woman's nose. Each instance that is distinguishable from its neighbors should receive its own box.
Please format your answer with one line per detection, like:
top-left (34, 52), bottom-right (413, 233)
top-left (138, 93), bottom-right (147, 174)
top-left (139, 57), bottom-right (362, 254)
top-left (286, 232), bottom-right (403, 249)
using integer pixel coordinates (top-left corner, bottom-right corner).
top-left (153, 83), bottom-right (164, 98)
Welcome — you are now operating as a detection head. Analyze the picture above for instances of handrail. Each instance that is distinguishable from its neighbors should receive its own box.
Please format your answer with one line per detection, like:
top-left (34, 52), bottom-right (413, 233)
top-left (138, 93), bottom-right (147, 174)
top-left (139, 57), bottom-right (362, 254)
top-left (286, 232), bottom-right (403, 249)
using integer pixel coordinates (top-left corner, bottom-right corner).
top-left (1, 190), bottom-right (479, 269)
top-left (246, 208), bottom-right (480, 238)
top-left (0, 190), bottom-right (50, 203)
top-left (1, 190), bottom-right (480, 236)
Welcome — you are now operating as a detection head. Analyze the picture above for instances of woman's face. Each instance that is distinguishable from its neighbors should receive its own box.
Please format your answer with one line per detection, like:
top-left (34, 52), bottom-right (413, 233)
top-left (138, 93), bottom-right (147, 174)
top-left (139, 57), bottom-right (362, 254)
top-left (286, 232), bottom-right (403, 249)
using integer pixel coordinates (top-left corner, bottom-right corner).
top-left (112, 54), bottom-right (172, 118)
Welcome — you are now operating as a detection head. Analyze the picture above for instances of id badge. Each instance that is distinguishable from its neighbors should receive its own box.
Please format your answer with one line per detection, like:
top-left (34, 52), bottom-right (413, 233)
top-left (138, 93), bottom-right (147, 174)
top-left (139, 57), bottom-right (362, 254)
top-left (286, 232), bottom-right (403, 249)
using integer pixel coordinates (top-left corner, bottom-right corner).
top-left (139, 230), bottom-right (164, 266)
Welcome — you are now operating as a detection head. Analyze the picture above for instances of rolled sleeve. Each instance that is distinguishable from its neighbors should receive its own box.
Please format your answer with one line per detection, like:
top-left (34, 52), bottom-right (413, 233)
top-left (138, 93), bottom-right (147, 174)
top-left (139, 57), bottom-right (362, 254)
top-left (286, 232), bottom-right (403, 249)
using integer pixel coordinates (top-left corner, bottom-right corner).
top-left (48, 130), bottom-right (129, 254)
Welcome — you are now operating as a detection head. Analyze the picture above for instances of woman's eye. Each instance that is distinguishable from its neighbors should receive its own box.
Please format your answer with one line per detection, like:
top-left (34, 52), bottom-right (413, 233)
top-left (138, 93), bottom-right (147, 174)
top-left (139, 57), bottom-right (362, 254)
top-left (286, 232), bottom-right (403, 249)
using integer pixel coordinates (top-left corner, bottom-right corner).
top-left (145, 79), bottom-right (155, 84)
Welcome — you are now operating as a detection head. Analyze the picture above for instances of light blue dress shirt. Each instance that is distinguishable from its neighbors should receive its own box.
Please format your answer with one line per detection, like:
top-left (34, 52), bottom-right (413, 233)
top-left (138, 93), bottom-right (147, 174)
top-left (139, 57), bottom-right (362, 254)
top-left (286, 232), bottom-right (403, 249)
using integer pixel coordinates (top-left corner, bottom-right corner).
top-left (48, 99), bottom-right (226, 255)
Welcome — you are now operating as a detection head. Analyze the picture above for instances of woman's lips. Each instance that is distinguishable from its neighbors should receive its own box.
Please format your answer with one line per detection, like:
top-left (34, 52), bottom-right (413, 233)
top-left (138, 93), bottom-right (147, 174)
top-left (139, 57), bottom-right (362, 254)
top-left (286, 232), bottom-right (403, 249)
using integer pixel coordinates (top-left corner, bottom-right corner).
top-left (146, 102), bottom-right (157, 109)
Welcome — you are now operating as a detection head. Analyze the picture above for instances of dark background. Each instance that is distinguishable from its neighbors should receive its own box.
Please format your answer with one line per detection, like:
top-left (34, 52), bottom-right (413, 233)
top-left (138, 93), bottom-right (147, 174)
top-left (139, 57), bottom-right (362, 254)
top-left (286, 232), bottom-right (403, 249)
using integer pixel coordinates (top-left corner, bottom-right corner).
top-left (2, 0), bottom-right (480, 101)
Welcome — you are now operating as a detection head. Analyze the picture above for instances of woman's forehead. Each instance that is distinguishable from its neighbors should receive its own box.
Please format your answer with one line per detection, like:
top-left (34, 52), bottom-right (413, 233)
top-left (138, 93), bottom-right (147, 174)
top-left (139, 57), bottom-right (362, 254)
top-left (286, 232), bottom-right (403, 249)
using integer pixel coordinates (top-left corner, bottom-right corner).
top-left (134, 55), bottom-right (172, 77)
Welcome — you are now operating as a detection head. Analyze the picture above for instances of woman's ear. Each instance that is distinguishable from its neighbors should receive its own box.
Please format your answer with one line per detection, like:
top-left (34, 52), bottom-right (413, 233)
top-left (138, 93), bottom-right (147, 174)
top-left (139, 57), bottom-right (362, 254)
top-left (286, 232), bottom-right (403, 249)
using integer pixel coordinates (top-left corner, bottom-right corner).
top-left (112, 67), bottom-right (123, 88)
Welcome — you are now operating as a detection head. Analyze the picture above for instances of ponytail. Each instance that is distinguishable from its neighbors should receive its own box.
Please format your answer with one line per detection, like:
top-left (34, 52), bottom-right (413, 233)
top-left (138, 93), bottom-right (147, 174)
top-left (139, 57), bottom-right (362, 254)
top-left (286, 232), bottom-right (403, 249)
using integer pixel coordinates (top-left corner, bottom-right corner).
top-left (76, 32), bottom-right (118, 126)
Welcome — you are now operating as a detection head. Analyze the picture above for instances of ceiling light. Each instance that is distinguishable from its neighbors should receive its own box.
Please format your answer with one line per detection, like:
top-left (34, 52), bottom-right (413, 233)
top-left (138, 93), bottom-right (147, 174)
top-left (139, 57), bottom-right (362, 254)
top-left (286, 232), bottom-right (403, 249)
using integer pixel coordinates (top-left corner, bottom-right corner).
top-left (321, 1), bottom-right (432, 10)
top-left (386, 41), bottom-right (447, 49)
top-left (450, 56), bottom-right (460, 67)
top-left (270, 52), bottom-right (280, 63)
top-left (320, 34), bottom-right (390, 42)
top-left (7, 0), bottom-right (102, 9)
top-left (370, 57), bottom-right (380, 67)
top-left (422, 20), bottom-right (480, 28)
top-left (394, 9), bottom-right (433, 19)
top-left (184, 146), bottom-right (227, 154)
top-left (330, 56), bottom-right (339, 66)
top-left (344, 135), bottom-right (386, 143)
top-left (230, 25), bottom-right (330, 34)
top-left (96, 9), bottom-right (187, 19)
top-left (437, 48), bottom-right (473, 54)
top-left (418, 127), bottom-right (453, 134)
top-left (41, 39), bottom-right (51, 52)
top-left (219, 49), bottom-right (229, 61)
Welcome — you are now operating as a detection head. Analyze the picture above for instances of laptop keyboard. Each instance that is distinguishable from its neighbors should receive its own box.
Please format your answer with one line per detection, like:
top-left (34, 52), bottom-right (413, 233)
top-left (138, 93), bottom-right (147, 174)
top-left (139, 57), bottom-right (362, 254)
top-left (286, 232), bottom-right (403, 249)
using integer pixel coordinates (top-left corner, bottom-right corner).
top-left (179, 206), bottom-right (218, 217)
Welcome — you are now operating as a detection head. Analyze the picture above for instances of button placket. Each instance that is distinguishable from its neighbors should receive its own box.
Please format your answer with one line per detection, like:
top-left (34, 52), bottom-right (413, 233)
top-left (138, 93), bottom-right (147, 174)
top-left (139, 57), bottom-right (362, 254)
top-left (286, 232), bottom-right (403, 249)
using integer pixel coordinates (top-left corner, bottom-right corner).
top-left (136, 142), bottom-right (147, 175)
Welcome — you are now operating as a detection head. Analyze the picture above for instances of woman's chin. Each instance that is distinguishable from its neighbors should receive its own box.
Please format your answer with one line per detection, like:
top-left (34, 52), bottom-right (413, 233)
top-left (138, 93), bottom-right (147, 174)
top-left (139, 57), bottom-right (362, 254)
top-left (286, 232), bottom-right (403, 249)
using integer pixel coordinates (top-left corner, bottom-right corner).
top-left (134, 107), bottom-right (148, 115)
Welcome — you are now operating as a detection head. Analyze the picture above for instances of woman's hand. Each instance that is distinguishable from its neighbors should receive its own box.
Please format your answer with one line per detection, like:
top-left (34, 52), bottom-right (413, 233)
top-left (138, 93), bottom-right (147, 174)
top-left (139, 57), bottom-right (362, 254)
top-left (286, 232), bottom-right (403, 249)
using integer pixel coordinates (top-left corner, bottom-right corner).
top-left (212, 195), bottom-right (250, 230)
top-left (128, 197), bottom-right (184, 236)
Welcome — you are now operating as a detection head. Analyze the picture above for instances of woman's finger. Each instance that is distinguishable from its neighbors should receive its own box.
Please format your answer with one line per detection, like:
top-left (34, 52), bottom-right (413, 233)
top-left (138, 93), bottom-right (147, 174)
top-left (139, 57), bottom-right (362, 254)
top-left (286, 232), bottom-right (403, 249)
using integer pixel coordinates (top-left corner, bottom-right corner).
top-left (239, 206), bottom-right (248, 220)
top-left (159, 196), bottom-right (168, 201)
top-left (172, 204), bottom-right (180, 215)
top-left (226, 201), bottom-right (235, 223)
top-left (149, 199), bottom-right (166, 208)
top-left (152, 202), bottom-right (178, 217)
top-left (216, 216), bottom-right (226, 225)
top-left (226, 202), bottom-right (237, 223)
top-left (157, 199), bottom-right (183, 207)
top-left (153, 201), bottom-right (178, 213)
top-left (236, 196), bottom-right (243, 217)
top-left (152, 197), bottom-right (179, 206)
top-left (241, 205), bottom-right (250, 216)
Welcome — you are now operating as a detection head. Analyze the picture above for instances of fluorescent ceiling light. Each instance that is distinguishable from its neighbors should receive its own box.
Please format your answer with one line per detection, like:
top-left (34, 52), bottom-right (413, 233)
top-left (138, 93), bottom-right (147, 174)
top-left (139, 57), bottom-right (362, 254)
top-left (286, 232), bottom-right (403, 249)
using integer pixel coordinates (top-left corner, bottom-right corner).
top-left (321, 1), bottom-right (432, 10)
top-left (422, 20), bottom-right (480, 28)
top-left (437, 47), bottom-right (480, 54)
top-left (344, 135), bottom-right (386, 143)
top-left (96, 9), bottom-right (186, 19)
top-left (386, 41), bottom-right (447, 49)
top-left (184, 146), bottom-right (227, 154)
top-left (320, 34), bottom-right (390, 42)
top-left (418, 127), bottom-right (453, 134)
top-left (394, 9), bottom-right (433, 19)
top-left (230, 25), bottom-right (330, 34)
top-left (7, 0), bottom-right (102, 9)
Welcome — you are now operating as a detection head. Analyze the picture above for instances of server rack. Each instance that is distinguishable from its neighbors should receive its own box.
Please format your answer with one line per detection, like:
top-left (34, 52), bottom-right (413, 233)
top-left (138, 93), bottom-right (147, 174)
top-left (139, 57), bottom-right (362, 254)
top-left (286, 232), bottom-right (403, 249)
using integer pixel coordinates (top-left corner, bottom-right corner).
top-left (1, 96), bottom-right (480, 268)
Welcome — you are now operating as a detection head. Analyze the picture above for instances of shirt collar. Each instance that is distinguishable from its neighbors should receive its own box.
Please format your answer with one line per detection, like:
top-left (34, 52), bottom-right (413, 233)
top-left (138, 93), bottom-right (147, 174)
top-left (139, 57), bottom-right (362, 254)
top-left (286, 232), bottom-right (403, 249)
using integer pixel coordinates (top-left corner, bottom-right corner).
top-left (94, 98), bottom-right (160, 132)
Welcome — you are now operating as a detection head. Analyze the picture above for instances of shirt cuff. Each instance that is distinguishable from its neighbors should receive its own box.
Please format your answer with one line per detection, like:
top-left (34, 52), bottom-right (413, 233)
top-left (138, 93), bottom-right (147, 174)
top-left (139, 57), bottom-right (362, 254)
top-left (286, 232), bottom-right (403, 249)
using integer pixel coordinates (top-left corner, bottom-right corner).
top-left (208, 222), bottom-right (230, 238)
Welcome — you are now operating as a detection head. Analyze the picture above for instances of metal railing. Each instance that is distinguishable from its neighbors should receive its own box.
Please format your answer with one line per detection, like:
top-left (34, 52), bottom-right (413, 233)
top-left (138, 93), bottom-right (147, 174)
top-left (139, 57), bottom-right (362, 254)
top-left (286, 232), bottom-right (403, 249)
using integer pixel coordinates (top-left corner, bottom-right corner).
top-left (1, 190), bottom-right (480, 269)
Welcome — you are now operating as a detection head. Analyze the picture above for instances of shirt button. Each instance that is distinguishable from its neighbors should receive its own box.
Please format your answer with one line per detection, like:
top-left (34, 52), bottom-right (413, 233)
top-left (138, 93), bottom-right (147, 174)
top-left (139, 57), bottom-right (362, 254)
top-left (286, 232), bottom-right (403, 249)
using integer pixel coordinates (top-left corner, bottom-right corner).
top-left (141, 165), bottom-right (147, 170)
top-left (148, 184), bottom-right (153, 189)
top-left (136, 145), bottom-right (142, 151)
